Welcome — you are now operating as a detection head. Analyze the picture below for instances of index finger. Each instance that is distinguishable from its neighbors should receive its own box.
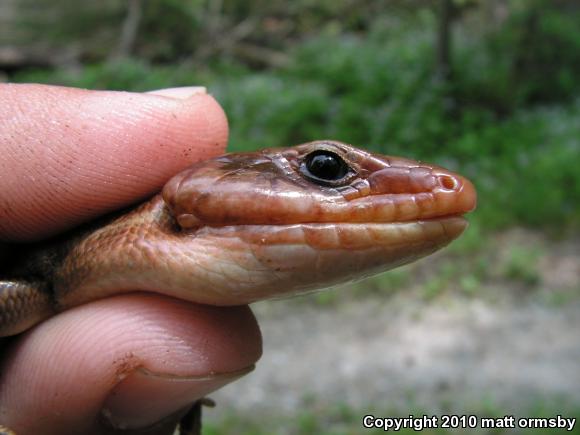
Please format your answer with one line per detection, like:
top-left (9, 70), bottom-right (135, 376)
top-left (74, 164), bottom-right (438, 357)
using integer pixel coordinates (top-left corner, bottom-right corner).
top-left (0, 84), bottom-right (229, 241)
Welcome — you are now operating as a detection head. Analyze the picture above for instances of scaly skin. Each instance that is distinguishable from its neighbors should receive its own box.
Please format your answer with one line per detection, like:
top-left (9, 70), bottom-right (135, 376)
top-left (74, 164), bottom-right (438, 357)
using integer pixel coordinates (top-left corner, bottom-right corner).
top-left (0, 140), bottom-right (476, 337)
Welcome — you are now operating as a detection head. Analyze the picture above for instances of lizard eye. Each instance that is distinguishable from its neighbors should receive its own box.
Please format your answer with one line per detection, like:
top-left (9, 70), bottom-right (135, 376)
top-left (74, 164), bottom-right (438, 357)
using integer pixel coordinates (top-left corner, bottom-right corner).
top-left (300, 150), bottom-right (352, 186)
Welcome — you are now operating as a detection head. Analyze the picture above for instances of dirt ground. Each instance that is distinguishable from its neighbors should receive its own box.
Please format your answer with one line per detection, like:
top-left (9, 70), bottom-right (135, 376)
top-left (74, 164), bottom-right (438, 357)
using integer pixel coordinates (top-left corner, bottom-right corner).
top-left (208, 230), bottom-right (580, 419)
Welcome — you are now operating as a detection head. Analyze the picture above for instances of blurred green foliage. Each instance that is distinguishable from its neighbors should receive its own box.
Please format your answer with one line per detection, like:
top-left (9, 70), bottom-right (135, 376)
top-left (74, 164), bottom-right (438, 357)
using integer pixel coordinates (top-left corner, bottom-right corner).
top-left (502, 246), bottom-right (541, 286)
top-left (10, 1), bottom-right (580, 231)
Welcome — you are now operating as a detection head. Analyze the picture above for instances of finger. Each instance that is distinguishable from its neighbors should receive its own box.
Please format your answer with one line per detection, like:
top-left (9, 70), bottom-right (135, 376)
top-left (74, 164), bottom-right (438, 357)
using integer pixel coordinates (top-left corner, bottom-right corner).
top-left (0, 83), bottom-right (229, 241)
top-left (0, 293), bottom-right (262, 435)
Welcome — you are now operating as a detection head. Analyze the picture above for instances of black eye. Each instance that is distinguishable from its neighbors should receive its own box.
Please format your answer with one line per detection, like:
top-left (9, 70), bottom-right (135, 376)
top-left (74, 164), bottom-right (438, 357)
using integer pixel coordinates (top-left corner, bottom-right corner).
top-left (301, 150), bottom-right (350, 185)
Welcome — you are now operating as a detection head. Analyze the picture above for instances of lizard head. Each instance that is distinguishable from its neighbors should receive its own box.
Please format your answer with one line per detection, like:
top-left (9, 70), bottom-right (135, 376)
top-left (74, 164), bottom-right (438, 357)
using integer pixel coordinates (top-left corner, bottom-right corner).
top-left (162, 141), bottom-right (476, 303)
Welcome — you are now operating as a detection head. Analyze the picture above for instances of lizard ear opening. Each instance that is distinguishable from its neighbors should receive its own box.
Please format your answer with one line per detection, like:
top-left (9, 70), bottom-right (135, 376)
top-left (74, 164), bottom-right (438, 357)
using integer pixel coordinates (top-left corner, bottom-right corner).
top-left (162, 165), bottom-right (205, 229)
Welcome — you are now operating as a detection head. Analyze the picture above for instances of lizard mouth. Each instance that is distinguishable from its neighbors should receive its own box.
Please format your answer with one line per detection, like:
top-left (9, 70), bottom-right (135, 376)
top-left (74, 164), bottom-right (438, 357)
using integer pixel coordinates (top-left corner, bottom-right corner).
top-left (195, 216), bottom-right (467, 249)
top-left (183, 217), bottom-right (467, 305)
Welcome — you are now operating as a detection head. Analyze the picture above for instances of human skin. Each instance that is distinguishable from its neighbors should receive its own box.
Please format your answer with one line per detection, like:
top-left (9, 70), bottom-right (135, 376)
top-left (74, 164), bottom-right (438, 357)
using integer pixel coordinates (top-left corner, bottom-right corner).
top-left (0, 84), bottom-right (262, 434)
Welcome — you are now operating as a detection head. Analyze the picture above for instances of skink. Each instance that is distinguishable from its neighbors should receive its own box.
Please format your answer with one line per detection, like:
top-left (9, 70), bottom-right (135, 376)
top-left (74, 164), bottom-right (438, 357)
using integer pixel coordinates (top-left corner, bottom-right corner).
top-left (0, 140), bottom-right (476, 337)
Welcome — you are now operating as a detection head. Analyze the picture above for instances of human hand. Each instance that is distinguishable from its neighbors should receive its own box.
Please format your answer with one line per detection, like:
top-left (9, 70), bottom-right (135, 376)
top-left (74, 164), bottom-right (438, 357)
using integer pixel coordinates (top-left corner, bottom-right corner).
top-left (0, 84), bottom-right (262, 434)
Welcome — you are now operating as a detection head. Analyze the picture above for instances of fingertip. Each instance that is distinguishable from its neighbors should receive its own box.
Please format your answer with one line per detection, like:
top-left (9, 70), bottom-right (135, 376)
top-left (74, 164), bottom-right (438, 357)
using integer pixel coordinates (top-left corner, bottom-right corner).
top-left (0, 84), bottom-right (229, 241)
top-left (0, 294), bottom-right (261, 434)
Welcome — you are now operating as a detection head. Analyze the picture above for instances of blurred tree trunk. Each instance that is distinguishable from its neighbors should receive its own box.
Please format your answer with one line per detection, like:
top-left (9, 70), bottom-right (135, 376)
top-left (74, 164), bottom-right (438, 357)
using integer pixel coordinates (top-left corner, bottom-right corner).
top-left (436, 0), bottom-right (454, 83)
top-left (109, 0), bottom-right (142, 62)
top-left (512, 4), bottom-right (539, 80)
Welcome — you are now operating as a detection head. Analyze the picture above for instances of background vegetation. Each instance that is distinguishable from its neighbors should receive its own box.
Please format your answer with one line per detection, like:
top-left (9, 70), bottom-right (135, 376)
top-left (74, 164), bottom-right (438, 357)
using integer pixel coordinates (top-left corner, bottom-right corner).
top-left (4, 0), bottom-right (579, 232)
top-left (2, 0), bottom-right (579, 433)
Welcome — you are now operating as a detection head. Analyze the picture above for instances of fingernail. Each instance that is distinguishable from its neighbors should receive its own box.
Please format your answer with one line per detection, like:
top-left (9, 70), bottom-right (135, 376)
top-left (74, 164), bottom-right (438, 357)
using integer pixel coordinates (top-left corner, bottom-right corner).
top-left (101, 365), bottom-right (254, 430)
top-left (146, 86), bottom-right (207, 99)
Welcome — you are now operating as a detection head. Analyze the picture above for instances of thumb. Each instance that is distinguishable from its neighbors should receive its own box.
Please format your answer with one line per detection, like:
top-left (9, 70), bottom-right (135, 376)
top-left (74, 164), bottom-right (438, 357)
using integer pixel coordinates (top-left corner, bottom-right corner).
top-left (0, 83), bottom-right (228, 241)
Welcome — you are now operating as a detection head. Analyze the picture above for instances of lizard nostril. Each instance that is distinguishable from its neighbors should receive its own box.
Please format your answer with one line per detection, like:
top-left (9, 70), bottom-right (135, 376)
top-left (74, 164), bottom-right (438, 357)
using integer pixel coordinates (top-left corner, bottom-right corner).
top-left (439, 174), bottom-right (458, 190)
